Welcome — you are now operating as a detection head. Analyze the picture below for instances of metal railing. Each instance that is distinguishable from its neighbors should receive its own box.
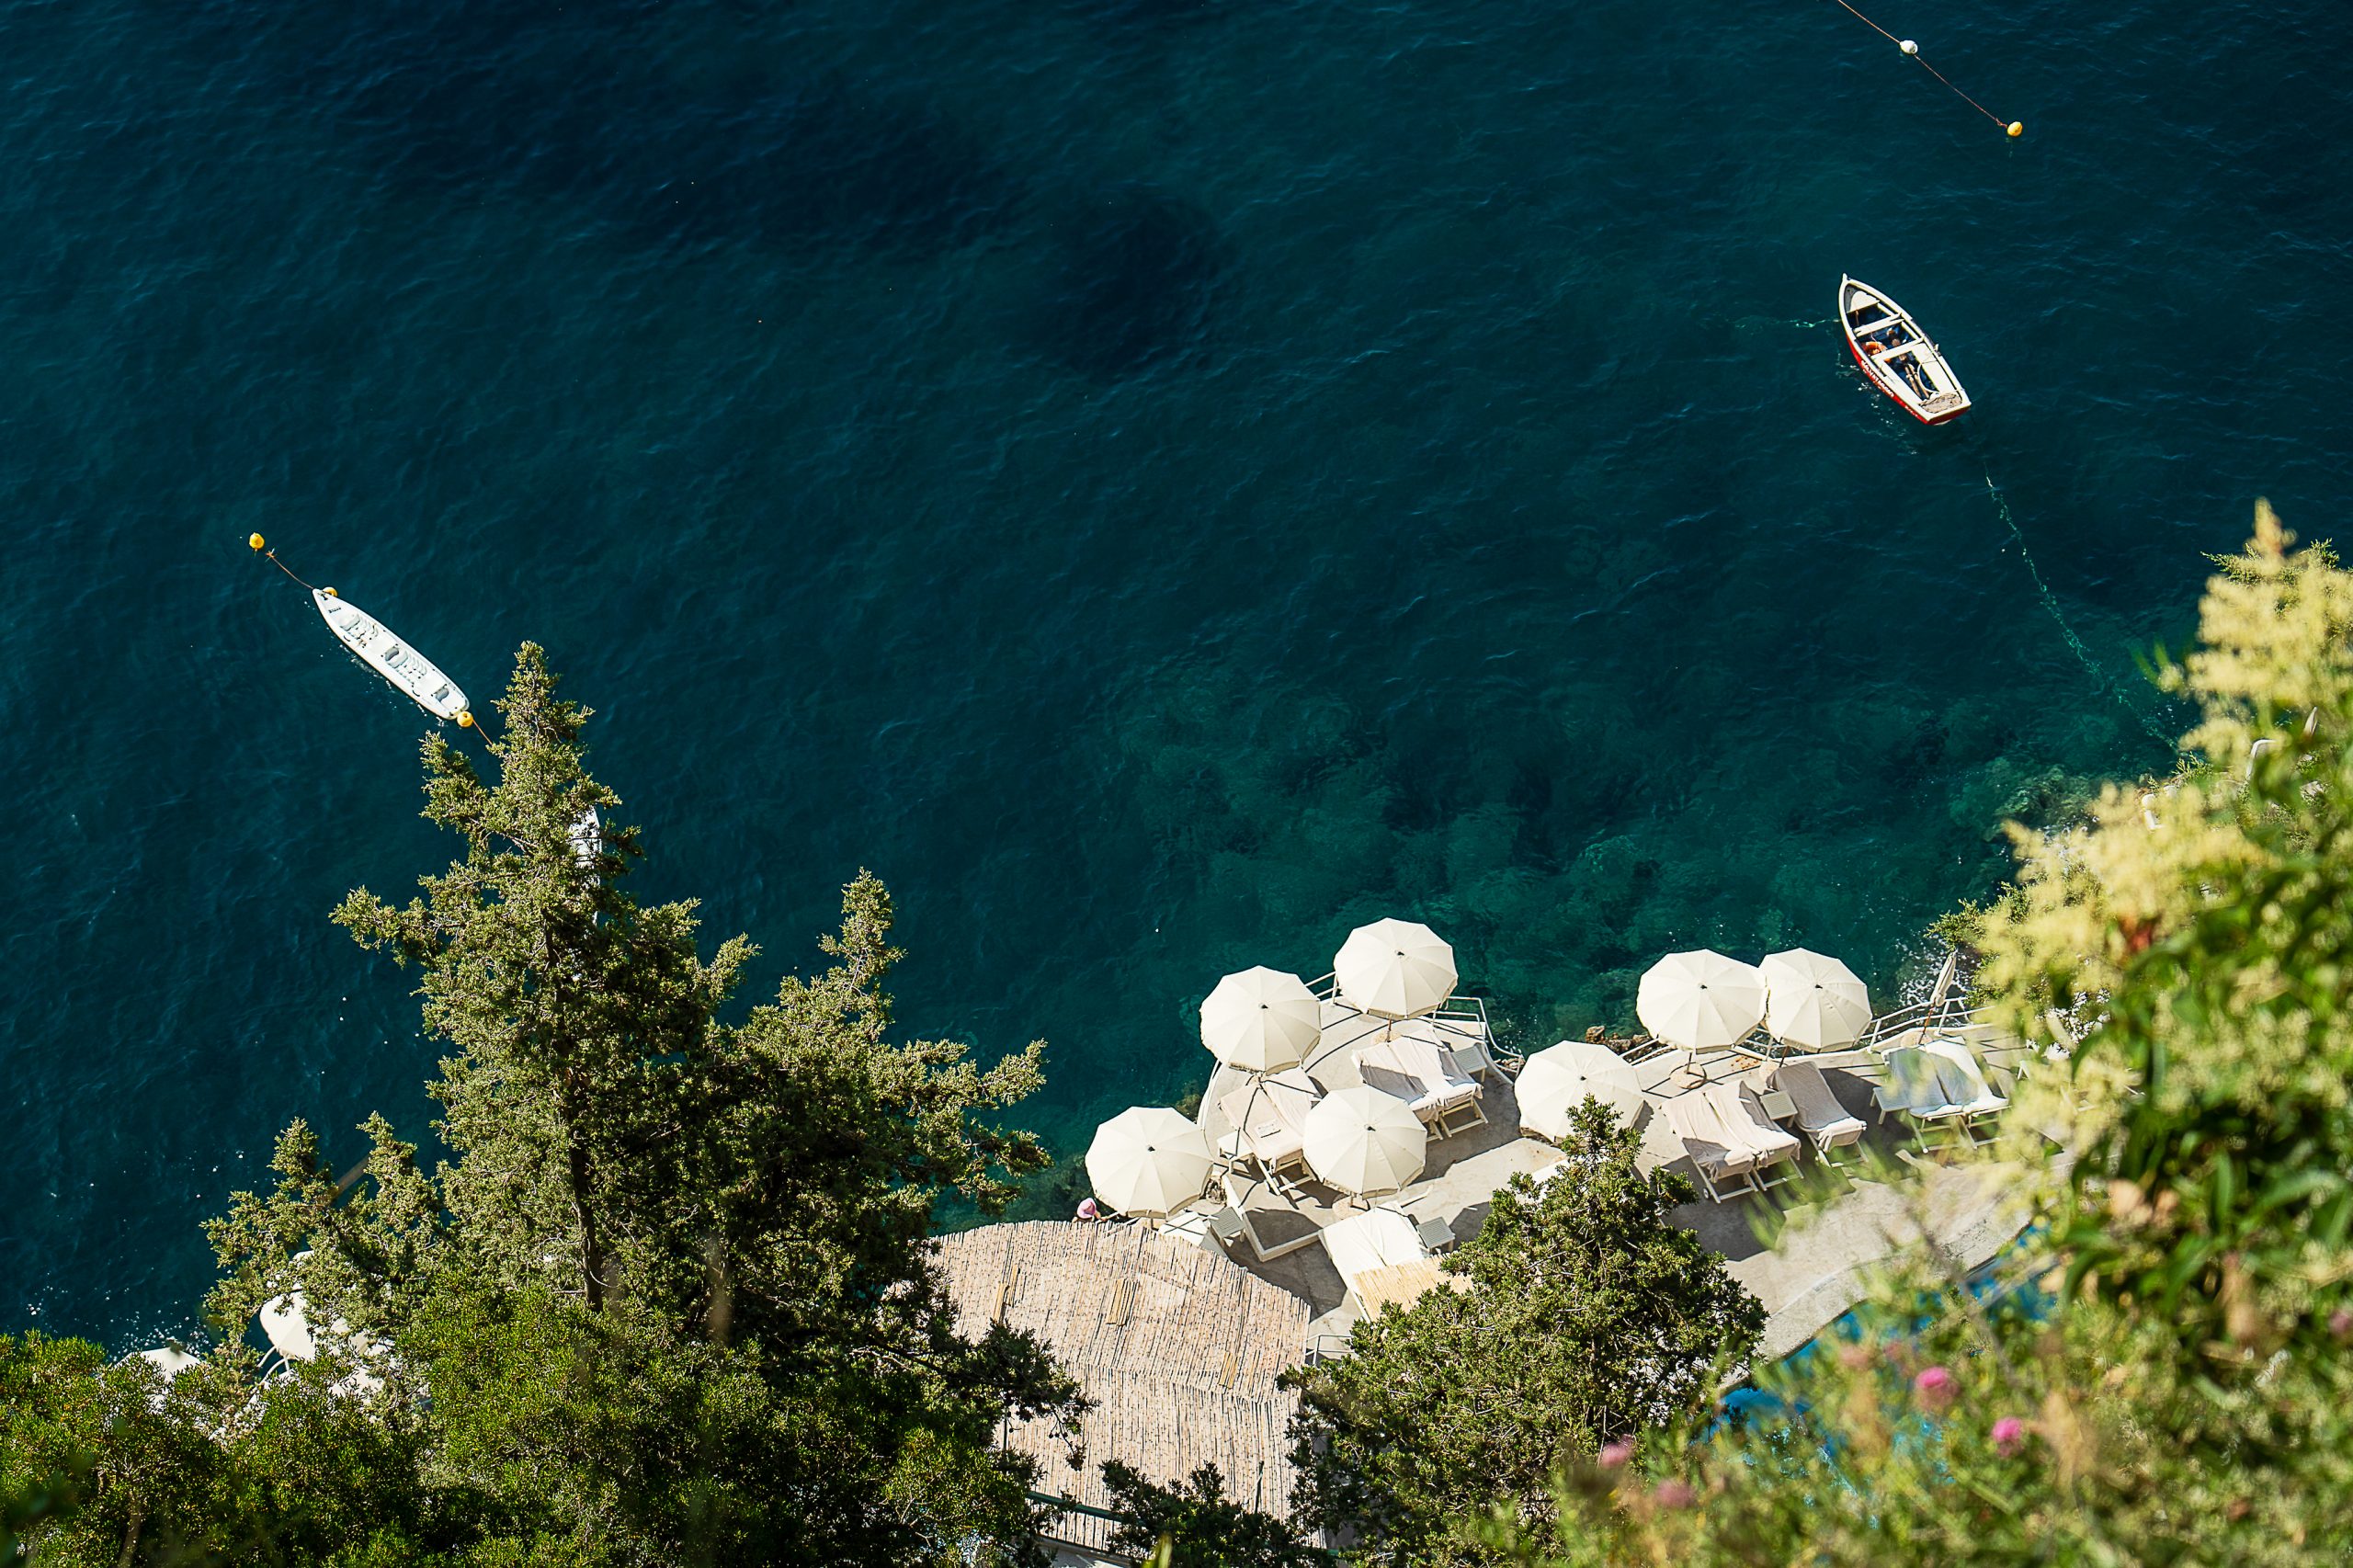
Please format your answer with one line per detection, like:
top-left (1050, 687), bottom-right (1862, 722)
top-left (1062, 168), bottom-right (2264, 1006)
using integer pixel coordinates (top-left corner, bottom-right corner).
top-left (1302, 975), bottom-right (1520, 1073)
top-left (1303, 1330), bottom-right (1355, 1366)
top-left (1026, 1491), bottom-right (1133, 1559)
top-left (1024, 1488), bottom-right (1340, 1563)
top-left (1857, 994), bottom-right (1984, 1054)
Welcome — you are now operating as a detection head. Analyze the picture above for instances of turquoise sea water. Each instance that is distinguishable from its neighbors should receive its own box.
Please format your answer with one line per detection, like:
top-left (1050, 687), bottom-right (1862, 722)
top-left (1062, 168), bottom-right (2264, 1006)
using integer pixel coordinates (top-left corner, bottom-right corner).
top-left (5, 0), bottom-right (2347, 1345)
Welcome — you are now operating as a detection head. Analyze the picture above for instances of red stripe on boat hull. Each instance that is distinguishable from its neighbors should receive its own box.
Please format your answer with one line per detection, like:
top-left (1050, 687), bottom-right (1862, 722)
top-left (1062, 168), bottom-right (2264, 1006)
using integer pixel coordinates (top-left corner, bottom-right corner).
top-left (1845, 333), bottom-right (1966, 426)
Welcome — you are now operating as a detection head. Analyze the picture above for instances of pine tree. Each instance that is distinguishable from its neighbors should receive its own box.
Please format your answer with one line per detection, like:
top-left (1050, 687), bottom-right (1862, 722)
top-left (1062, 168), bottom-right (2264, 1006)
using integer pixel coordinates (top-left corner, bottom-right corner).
top-left (192, 645), bottom-right (1084, 1564)
top-left (331, 643), bottom-right (753, 1312)
top-left (1283, 1100), bottom-right (1763, 1564)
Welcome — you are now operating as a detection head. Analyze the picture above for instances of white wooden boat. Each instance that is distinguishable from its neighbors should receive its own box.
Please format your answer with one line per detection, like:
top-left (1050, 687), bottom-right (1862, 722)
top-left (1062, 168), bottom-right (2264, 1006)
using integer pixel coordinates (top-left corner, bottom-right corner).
top-left (569, 804), bottom-right (602, 869)
top-left (312, 588), bottom-right (470, 721)
top-left (1839, 276), bottom-right (1971, 425)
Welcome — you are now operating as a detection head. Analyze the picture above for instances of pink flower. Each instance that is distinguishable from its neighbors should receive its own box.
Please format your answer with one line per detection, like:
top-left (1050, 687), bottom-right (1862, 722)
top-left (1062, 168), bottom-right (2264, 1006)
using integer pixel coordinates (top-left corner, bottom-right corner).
top-left (1597, 1439), bottom-right (1634, 1470)
top-left (2330, 1307), bottom-right (2352, 1342)
top-left (1913, 1365), bottom-right (1957, 1414)
top-left (1991, 1415), bottom-right (2028, 1457)
top-left (1650, 1479), bottom-right (1697, 1509)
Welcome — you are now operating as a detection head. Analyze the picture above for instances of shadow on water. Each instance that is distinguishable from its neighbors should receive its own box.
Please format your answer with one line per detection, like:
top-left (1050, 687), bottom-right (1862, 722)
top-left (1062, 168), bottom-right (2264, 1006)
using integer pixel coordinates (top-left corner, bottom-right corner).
top-left (197, 1), bottom-right (1238, 381)
top-left (1028, 184), bottom-right (1230, 381)
top-left (255, 3), bottom-right (1026, 258)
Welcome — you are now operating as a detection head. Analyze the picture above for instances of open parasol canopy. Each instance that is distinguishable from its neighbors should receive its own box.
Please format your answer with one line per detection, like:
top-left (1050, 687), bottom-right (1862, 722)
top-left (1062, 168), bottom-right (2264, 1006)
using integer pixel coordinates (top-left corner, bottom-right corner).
top-left (1334, 918), bottom-right (1458, 1019)
top-left (1199, 966), bottom-right (1322, 1074)
top-left (1515, 1040), bottom-right (1646, 1139)
top-left (1086, 1107), bottom-right (1214, 1219)
top-left (1636, 949), bottom-right (1767, 1051)
top-left (1759, 948), bottom-right (1873, 1051)
top-left (1302, 1085), bottom-right (1428, 1198)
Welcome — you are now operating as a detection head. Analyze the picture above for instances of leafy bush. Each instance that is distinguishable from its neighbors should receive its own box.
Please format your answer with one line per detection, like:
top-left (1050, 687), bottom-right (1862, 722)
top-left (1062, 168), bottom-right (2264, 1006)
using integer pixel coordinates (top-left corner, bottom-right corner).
top-left (1283, 1101), bottom-right (1762, 1564)
top-left (1099, 1461), bottom-right (1325, 1568)
top-left (1482, 506), bottom-right (2353, 1566)
top-left (16, 647), bottom-right (1082, 1568)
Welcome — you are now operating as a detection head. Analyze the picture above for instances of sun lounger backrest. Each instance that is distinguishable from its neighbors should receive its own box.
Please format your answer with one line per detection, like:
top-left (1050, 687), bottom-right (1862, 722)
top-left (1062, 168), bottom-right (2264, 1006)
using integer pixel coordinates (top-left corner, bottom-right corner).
top-left (1219, 1083), bottom-right (1288, 1143)
top-left (1694, 1084), bottom-right (1742, 1142)
top-left (1776, 1061), bottom-right (1864, 1135)
top-left (1923, 1040), bottom-right (2004, 1111)
top-left (1219, 1077), bottom-right (1315, 1167)
top-left (1380, 1034), bottom-right (1466, 1090)
top-left (1664, 1096), bottom-right (1749, 1170)
top-left (1880, 1047), bottom-right (1950, 1114)
top-left (1701, 1083), bottom-right (1796, 1158)
top-left (1662, 1096), bottom-right (1710, 1143)
top-left (1776, 1061), bottom-right (1835, 1128)
top-left (1928, 1051), bottom-right (1982, 1109)
top-left (1321, 1208), bottom-right (1427, 1290)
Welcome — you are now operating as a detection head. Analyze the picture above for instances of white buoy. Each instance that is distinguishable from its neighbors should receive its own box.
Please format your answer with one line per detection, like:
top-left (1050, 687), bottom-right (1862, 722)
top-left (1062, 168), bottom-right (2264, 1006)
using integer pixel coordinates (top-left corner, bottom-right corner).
top-left (1900, 39), bottom-right (1919, 54)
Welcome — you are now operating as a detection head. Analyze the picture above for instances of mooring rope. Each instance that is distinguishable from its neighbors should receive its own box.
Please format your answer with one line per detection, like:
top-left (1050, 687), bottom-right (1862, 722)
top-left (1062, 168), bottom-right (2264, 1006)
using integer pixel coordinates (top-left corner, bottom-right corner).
top-left (258, 543), bottom-right (316, 593)
top-left (1824, 0), bottom-right (2022, 136)
top-left (1984, 474), bottom-right (2177, 749)
top-left (247, 532), bottom-right (480, 736)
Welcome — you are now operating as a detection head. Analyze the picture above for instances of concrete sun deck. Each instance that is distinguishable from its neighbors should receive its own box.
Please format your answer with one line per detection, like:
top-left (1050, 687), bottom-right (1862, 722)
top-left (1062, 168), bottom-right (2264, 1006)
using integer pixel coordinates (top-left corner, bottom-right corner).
top-left (1190, 1024), bottom-right (2036, 1354)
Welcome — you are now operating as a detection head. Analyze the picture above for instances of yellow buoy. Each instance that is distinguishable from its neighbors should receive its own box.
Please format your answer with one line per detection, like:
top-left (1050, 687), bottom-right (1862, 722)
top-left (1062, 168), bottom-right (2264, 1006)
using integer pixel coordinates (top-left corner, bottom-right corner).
top-left (323, 586), bottom-right (337, 597)
top-left (2006, 121), bottom-right (2024, 138)
top-left (458, 710), bottom-right (474, 728)
top-left (248, 533), bottom-right (266, 551)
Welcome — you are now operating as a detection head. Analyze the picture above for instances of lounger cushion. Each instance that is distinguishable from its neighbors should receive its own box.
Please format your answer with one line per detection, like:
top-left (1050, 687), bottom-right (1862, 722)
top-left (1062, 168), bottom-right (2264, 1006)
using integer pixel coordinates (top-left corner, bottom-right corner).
top-left (1321, 1208), bottom-right (1428, 1291)
top-left (1664, 1096), bottom-right (1756, 1175)
top-left (1358, 1037), bottom-right (1482, 1120)
top-left (1702, 1083), bottom-right (1798, 1163)
top-left (1775, 1062), bottom-right (1867, 1143)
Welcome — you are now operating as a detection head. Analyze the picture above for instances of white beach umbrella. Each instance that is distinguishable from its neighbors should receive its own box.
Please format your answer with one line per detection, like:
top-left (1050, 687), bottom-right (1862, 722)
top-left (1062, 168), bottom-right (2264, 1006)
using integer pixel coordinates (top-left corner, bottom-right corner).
top-left (1334, 918), bottom-right (1458, 1019)
top-left (1199, 966), bottom-right (1322, 1074)
top-left (1760, 948), bottom-right (1873, 1051)
top-left (258, 1291), bottom-right (318, 1363)
top-left (1302, 1085), bottom-right (1428, 1198)
top-left (134, 1345), bottom-right (203, 1383)
top-left (1635, 949), bottom-right (1767, 1051)
top-left (1515, 1040), bottom-right (1646, 1140)
top-left (1086, 1107), bottom-right (1214, 1219)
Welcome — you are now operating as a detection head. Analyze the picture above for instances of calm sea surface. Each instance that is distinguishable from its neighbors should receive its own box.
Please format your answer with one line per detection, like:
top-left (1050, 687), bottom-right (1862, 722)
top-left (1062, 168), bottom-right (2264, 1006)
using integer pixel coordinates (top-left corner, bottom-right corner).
top-left (5, 0), bottom-right (2347, 1345)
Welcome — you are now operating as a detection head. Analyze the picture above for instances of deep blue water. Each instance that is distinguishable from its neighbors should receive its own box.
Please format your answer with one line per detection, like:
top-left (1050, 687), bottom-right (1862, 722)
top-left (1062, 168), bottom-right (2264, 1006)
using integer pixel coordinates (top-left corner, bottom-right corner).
top-left (4, 0), bottom-right (2348, 1346)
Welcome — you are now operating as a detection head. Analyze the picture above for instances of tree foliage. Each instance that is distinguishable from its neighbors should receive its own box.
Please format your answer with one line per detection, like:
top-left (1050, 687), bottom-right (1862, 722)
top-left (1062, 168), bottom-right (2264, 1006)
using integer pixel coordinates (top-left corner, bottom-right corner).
top-left (1483, 505), bottom-right (2353, 1566)
top-left (50, 644), bottom-right (1086, 1567)
top-left (1979, 500), bottom-right (2353, 1359)
top-left (0, 1330), bottom-right (440, 1565)
top-left (1099, 1460), bottom-right (1326, 1568)
top-left (331, 647), bottom-right (753, 1313)
top-left (1283, 1101), bottom-right (1763, 1565)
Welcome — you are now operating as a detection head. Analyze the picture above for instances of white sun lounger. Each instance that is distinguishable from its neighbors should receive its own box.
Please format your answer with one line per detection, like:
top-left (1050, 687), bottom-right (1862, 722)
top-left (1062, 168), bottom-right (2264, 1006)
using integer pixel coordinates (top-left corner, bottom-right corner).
top-left (1217, 1166), bottom-right (1324, 1263)
top-left (1216, 1069), bottom-right (1322, 1187)
top-left (1872, 1046), bottom-right (1970, 1148)
top-left (1357, 1035), bottom-right (1486, 1137)
top-left (1405, 1010), bottom-right (1510, 1080)
top-left (1700, 1082), bottom-right (1800, 1192)
top-left (1921, 1038), bottom-right (2007, 1138)
top-left (1321, 1207), bottom-right (1438, 1315)
top-left (1662, 1096), bottom-right (1759, 1203)
top-left (1772, 1060), bottom-right (1867, 1162)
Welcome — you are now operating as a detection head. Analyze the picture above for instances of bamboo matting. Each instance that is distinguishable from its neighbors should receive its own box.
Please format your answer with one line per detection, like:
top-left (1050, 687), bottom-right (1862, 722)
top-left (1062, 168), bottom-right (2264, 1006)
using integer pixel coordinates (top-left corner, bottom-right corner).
top-left (935, 1221), bottom-right (1313, 1523)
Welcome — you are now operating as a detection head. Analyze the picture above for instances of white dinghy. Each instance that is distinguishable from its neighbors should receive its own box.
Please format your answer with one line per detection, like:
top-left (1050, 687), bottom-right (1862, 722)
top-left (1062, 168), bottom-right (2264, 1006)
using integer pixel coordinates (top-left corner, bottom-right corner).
top-left (312, 587), bottom-right (470, 722)
top-left (1839, 276), bottom-right (1971, 426)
